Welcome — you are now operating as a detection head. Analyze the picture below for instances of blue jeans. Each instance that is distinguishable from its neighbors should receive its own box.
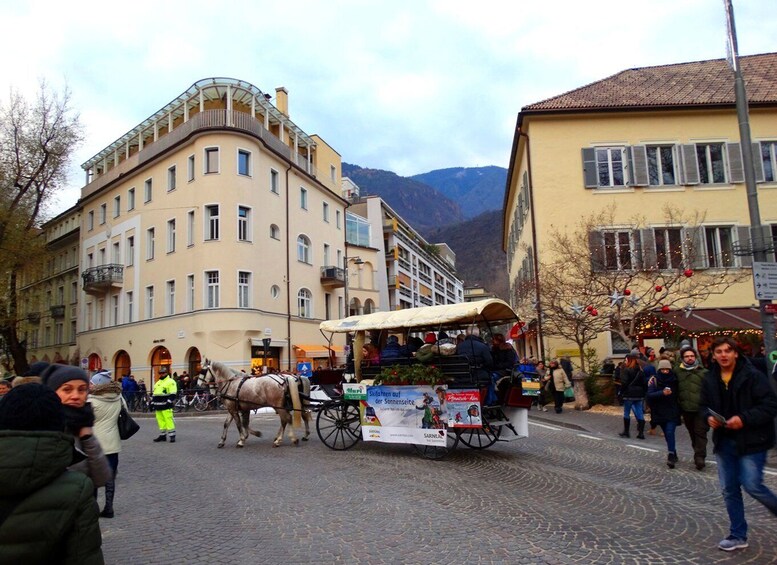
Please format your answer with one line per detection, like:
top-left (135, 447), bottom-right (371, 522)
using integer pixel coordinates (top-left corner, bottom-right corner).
top-left (623, 399), bottom-right (644, 421)
top-left (658, 421), bottom-right (678, 453)
top-left (716, 437), bottom-right (777, 539)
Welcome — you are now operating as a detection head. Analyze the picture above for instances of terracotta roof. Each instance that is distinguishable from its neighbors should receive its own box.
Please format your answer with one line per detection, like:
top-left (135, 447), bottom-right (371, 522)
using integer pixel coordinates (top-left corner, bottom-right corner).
top-left (523, 52), bottom-right (777, 113)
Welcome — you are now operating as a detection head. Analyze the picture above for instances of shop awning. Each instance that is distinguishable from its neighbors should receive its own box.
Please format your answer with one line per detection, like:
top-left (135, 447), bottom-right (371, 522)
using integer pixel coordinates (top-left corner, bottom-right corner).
top-left (651, 307), bottom-right (765, 334)
top-left (293, 344), bottom-right (339, 358)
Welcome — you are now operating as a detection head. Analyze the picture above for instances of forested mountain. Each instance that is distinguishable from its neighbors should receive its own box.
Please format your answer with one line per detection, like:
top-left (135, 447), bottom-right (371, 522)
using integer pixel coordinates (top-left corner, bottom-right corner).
top-left (411, 166), bottom-right (507, 219)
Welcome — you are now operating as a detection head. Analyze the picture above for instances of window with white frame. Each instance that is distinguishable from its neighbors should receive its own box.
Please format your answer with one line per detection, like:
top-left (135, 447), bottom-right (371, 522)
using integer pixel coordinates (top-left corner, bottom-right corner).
top-left (113, 196), bottom-right (121, 218)
top-left (322, 202), bottom-right (329, 222)
top-left (126, 236), bottom-right (134, 266)
top-left (696, 143), bottom-right (726, 184)
top-left (204, 147), bottom-right (219, 174)
top-left (238, 206), bottom-right (251, 242)
top-left (336, 210), bottom-right (341, 229)
top-left (591, 230), bottom-right (636, 271)
top-left (270, 169), bottom-right (279, 194)
top-left (168, 165), bottom-right (176, 191)
top-left (167, 219), bottom-right (176, 253)
top-left (205, 205), bottom-right (219, 240)
top-left (270, 224), bottom-right (280, 240)
top-left (300, 187), bottom-right (308, 210)
top-left (704, 226), bottom-right (735, 268)
top-left (186, 274), bottom-right (194, 312)
top-left (71, 281), bottom-right (78, 304)
top-left (187, 154), bottom-right (195, 182)
top-left (647, 145), bottom-right (677, 186)
top-left (99, 203), bottom-right (106, 225)
top-left (112, 242), bottom-right (120, 264)
top-left (145, 286), bottom-right (154, 320)
top-left (111, 297), bottom-right (118, 327)
top-left (127, 291), bottom-right (134, 323)
top-left (760, 141), bottom-right (777, 182)
top-left (87, 210), bottom-right (94, 231)
top-left (323, 243), bottom-right (330, 266)
top-left (187, 210), bottom-right (195, 246)
top-left (70, 320), bottom-right (76, 342)
top-left (238, 149), bottom-right (251, 176)
top-left (654, 227), bottom-right (684, 269)
top-left (128, 187), bottom-right (135, 211)
top-left (297, 235), bottom-right (311, 263)
top-left (297, 288), bottom-right (312, 318)
top-left (144, 179), bottom-right (152, 203)
top-left (205, 271), bottom-right (219, 308)
top-left (330, 165), bottom-right (336, 183)
top-left (238, 271), bottom-right (251, 308)
top-left (166, 280), bottom-right (175, 315)
top-left (596, 147), bottom-right (627, 187)
top-left (146, 228), bottom-right (155, 260)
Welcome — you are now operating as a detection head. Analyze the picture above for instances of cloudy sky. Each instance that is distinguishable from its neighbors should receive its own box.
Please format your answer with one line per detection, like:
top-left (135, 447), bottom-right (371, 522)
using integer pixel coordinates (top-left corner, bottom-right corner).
top-left (2, 0), bottom-right (775, 215)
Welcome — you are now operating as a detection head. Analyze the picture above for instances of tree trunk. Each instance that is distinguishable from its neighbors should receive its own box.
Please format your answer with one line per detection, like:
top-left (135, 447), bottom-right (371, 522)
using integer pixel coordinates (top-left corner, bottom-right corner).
top-left (2, 270), bottom-right (28, 375)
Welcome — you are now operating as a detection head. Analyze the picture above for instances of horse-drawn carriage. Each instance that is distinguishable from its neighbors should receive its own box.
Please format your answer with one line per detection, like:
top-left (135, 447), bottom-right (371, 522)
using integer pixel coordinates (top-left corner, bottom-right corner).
top-left (315, 299), bottom-right (531, 459)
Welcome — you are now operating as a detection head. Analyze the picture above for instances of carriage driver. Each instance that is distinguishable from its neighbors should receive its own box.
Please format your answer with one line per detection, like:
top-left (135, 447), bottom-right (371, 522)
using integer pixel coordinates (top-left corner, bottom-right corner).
top-left (151, 365), bottom-right (178, 443)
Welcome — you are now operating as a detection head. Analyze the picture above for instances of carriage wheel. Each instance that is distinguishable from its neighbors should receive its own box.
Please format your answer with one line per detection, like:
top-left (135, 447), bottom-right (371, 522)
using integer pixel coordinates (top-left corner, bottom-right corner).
top-left (413, 428), bottom-right (459, 460)
top-left (316, 400), bottom-right (361, 451)
top-left (457, 422), bottom-right (502, 449)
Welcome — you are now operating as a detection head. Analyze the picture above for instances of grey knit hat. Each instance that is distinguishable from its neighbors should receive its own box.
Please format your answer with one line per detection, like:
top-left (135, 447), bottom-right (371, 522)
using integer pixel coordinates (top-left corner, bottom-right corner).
top-left (41, 364), bottom-right (90, 392)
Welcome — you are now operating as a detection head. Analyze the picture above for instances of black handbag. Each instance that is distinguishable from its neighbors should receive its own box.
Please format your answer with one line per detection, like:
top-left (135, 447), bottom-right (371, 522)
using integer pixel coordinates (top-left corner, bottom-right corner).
top-left (118, 401), bottom-right (140, 440)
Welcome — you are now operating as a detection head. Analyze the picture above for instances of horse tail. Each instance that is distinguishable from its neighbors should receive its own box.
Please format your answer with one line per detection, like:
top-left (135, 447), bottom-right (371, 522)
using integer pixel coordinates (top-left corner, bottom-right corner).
top-left (287, 374), bottom-right (303, 429)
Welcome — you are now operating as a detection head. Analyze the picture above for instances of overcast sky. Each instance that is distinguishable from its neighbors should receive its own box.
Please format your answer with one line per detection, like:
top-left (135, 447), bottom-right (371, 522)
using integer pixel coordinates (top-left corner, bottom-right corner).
top-left (2, 0), bottom-right (775, 216)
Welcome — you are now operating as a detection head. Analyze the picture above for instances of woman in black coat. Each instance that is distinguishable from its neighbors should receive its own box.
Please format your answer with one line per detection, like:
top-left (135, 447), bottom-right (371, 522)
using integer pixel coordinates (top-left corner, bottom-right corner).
top-left (646, 360), bottom-right (681, 468)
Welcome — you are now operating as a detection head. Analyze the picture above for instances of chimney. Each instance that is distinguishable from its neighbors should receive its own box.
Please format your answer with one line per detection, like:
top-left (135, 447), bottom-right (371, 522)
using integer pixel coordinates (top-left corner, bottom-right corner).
top-left (275, 87), bottom-right (289, 117)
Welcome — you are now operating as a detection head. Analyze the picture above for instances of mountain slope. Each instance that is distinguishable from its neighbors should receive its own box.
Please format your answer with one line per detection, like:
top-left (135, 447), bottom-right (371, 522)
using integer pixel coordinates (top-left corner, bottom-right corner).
top-left (342, 163), bottom-right (463, 232)
top-left (411, 166), bottom-right (507, 219)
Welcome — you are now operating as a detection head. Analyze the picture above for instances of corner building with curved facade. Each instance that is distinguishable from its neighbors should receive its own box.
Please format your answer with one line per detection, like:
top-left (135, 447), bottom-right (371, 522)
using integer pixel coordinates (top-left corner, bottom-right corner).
top-left (77, 78), bottom-right (348, 384)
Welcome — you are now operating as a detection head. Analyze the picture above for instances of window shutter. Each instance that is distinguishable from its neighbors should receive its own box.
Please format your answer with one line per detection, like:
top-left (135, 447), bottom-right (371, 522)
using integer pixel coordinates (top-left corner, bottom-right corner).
top-left (736, 226), bottom-right (753, 268)
top-left (631, 230), bottom-right (642, 270)
top-left (640, 228), bottom-right (657, 270)
top-left (688, 226), bottom-right (707, 269)
top-left (588, 230), bottom-right (605, 271)
top-left (752, 142), bottom-right (765, 182)
top-left (630, 146), bottom-right (649, 186)
top-left (680, 144), bottom-right (700, 185)
top-left (582, 148), bottom-right (598, 188)
top-left (727, 142), bottom-right (744, 184)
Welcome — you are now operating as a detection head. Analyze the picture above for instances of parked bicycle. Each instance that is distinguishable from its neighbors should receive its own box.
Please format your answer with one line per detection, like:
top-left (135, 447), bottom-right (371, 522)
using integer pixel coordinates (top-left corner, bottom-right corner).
top-left (174, 389), bottom-right (209, 412)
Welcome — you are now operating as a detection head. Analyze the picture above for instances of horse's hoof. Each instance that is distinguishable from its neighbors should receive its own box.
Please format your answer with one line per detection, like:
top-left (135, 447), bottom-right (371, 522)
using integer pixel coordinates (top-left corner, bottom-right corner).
top-left (217, 444), bottom-right (224, 449)
top-left (302, 437), bottom-right (309, 442)
top-left (236, 443), bottom-right (244, 448)
top-left (292, 439), bottom-right (299, 446)
top-left (272, 443), bottom-right (280, 448)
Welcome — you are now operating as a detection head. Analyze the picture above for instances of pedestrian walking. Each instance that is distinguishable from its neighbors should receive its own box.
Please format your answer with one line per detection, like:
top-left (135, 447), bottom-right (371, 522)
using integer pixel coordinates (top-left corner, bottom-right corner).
top-left (151, 366), bottom-right (178, 442)
top-left (676, 346), bottom-right (709, 470)
top-left (121, 373), bottom-right (139, 411)
top-left (646, 360), bottom-right (681, 468)
top-left (700, 336), bottom-right (777, 552)
top-left (0, 383), bottom-right (105, 564)
top-left (548, 359), bottom-right (571, 414)
top-left (618, 352), bottom-right (646, 439)
top-left (41, 364), bottom-right (112, 487)
top-left (89, 371), bottom-right (122, 518)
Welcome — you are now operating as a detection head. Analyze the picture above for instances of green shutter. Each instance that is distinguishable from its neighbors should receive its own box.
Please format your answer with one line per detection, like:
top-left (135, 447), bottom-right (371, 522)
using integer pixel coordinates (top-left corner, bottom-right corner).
top-left (582, 148), bottom-right (598, 188)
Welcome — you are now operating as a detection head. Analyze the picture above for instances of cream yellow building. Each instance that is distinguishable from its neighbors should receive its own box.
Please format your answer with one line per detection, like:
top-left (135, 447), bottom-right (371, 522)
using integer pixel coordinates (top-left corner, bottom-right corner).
top-left (504, 53), bottom-right (777, 362)
top-left (74, 78), bottom-right (348, 384)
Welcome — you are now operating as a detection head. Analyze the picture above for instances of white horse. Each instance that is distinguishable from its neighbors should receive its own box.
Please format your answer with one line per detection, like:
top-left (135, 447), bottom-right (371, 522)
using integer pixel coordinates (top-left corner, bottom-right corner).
top-left (199, 359), bottom-right (312, 448)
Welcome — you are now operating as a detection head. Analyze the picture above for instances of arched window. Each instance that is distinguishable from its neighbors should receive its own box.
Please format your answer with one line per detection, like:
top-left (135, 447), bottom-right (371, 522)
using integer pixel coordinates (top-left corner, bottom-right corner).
top-left (270, 224), bottom-right (280, 240)
top-left (297, 235), bottom-right (311, 263)
top-left (297, 288), bottom-right (312, 318)
top-left (363, 299), bottom-right (375, 314)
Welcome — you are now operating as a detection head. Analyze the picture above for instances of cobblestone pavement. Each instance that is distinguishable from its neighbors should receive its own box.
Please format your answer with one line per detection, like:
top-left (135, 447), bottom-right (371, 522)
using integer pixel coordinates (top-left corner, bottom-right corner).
top-left (101, 409), bottom-right (777, 564)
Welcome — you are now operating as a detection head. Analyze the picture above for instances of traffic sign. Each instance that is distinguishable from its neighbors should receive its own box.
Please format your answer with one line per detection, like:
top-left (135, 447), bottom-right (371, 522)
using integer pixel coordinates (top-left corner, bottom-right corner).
top-left (752, 262), bottom-right (777, 301)
top-left (764, 303), bottom-right (777, 314)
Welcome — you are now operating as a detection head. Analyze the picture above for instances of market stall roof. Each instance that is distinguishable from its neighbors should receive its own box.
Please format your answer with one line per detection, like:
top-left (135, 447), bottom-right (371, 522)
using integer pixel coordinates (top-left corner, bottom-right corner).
top-left (319, 299), bottom-right (519, 334)
top-left (652, 307), bottom-right (764, 333)
top-left (292, 344), bottom-right (332, 358)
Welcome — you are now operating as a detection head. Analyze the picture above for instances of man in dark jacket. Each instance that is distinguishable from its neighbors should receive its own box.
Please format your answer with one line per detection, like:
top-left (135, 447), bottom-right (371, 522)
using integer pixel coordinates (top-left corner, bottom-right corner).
top-left (0, 383), bottom-right (104, 563)
top-left (700, 337), bottom-right (777, 552)
top-left (676, 346), bottom-right (709, 470)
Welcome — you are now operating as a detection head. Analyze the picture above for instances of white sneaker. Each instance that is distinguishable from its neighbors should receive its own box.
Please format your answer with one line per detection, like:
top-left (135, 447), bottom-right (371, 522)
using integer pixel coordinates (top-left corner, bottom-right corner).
top-left (718, 536), bottom-right (748, 551)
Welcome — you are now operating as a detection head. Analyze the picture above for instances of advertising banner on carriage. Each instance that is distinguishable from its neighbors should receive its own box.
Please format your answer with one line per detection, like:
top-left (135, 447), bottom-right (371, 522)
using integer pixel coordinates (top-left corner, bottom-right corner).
top-left (446, 389), bottom-right (482, 428)
top-left (359, 385), bottom-right (448, 446)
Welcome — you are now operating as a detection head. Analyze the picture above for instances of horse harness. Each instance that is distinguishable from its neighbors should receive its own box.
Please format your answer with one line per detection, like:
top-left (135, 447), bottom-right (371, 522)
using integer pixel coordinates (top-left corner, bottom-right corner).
top-left (205, 366), bottom-right (291, 413)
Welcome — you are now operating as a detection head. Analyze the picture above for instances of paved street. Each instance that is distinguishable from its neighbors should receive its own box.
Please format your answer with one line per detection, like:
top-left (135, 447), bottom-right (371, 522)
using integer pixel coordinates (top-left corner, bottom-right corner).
top-left (101, 407), bottom-right (777, 564)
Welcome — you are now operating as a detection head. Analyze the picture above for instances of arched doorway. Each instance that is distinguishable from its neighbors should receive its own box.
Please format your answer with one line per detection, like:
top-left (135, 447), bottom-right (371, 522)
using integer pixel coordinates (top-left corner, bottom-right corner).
top-left (150, 346), bottom-right (172, 384)
top-left (185, 347), bottom-right (202, 378)
top-left (349, 297), bottom-right (361, 316)
top-left (114, 350), bottom-right (131, 379)
top-left (88, 353), bottom-right (102, 372)
top-left (363, 299), bottom-right (375, 314)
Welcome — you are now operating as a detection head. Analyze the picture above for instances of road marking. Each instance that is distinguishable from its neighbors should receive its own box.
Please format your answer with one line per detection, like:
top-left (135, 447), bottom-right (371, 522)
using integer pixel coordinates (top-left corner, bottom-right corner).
top-left (529, 422), bottom-right (562, 431)
top-left (577, 433), bottom-right (602, 441)
top-left (627, 444), bottom-right (659, 453)
top-left (765, 469), bottom-right (777, 477)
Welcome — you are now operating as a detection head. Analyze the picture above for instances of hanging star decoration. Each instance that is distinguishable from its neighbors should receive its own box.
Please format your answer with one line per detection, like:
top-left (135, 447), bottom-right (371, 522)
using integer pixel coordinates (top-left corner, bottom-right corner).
top-left (609, 290), bottom-right (624, 307)
top-left (628, 294), bottom-right (641, 306)
top-left (531, 299), bottom-right (539, 311)
top-left (683, 304), bottom-right (694, 318)
top-left (570, 303), bottom-right (584, 316)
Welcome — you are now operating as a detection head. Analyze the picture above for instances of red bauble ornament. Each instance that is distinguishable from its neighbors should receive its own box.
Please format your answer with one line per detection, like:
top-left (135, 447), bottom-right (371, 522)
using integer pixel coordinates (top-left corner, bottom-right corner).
top-left (586, 305), bottom-right (593, 312)
top-left (624, 289), bottom-right (631, 296)
top-left (683, 269), bottom-right (694, 277)
top-left (655, 285), bottom-right (663, 292)
top-left (590, 309), bottom-right (599, 316)
top-left (661, 305), bottom-right (670, 313)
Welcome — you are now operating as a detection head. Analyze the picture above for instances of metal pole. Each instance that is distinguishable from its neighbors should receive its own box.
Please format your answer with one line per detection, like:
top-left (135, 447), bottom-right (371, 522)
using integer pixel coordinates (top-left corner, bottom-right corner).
top-left (724, 0), bottom-right (776, 375)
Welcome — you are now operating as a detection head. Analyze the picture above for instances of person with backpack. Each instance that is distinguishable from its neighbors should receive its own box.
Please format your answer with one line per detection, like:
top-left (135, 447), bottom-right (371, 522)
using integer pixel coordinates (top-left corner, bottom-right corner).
top-left (618, 352), bottom-right (647, 439)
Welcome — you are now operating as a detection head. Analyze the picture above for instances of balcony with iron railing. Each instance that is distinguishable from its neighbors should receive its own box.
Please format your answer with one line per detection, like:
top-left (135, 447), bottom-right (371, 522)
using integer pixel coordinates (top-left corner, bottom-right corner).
top-left (82, 264), bottom-right (124, 295)
top-left (50, 305), bottom-right (66, 318)
top-left (27, 312), bottom-right (40, 324)
top-left (320, 266), bottom-right (345, 288)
